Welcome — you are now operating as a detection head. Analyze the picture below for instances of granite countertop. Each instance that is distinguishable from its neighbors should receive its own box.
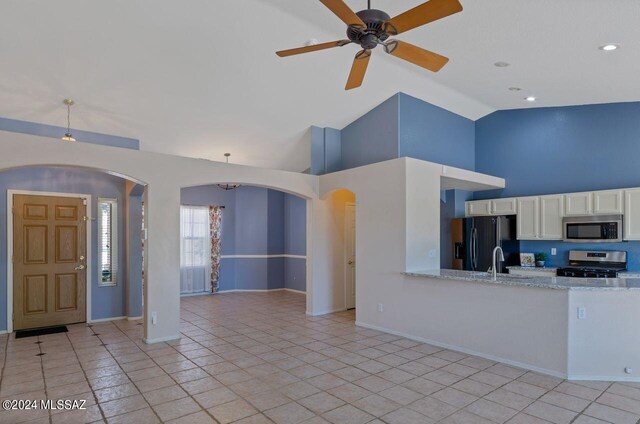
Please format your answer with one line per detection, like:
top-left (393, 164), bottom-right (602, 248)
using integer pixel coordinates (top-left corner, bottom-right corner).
top-left (618, 271), bottom-right (640, 278)
top-left (404, 269), bottom-right (640, 291)
top-left (507, 266), bottom-right (558, 271)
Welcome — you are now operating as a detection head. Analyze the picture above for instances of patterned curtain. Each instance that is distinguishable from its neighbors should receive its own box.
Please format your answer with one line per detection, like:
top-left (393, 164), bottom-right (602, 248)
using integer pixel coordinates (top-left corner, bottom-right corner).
top-left (209, 206), bottom-right (223, 293)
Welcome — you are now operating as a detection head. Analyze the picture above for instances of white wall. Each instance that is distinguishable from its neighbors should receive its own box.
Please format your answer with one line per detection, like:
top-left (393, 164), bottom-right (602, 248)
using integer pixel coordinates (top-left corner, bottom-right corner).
top-left (373, 276), bottom-right (569, 377)
top-left (568, 290), bottom-right (640, 380)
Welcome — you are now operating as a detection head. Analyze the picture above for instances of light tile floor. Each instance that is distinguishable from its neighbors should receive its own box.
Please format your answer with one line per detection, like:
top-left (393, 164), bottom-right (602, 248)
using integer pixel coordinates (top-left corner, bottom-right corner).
top-left (1, 291), bottom-right (639, 424)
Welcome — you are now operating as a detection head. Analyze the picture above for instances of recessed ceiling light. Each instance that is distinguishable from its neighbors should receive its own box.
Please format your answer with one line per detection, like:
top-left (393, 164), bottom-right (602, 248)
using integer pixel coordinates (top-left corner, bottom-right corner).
top-left (525, 96), bottom-right (536, 102)
top-left (494, 61), bottom-right (510, 67)
top-left (509, 87), bottom-right (522, 92)
top-left (598, 43), bottom-right (620, 51)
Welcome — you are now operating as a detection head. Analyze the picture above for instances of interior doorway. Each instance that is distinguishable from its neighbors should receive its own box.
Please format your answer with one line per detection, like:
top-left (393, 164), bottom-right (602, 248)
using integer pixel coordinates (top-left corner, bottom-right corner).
top-left (345, 202), bottom-right (356, 310)
top-left (11, 193), bottom-right (88, 330)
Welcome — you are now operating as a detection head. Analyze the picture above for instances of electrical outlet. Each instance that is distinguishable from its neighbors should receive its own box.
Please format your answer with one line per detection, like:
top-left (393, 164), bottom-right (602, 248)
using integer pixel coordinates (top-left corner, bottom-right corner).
top-left (377, 303), bottom-right (384, 312)
top-left (577, 307), bottom-right (586, 320)
top-left (551, 248), bottom-right (557, 256)
top-left (151, 312), bottom-right (158, 325)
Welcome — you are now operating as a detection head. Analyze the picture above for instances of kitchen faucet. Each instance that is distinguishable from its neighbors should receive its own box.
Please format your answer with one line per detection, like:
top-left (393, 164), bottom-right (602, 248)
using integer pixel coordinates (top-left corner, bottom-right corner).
top-left (491, 246), bottom-right (505, 281)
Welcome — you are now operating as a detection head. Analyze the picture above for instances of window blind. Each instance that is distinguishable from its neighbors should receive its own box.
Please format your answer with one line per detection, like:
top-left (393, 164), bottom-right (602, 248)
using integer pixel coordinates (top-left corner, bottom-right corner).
top-left (98, 199), bottom-right (118, 286)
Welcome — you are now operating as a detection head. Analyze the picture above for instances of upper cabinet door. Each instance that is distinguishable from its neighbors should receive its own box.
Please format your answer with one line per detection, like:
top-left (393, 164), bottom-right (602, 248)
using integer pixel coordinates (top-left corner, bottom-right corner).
top-left (466, 200), bottom-right (491, 217)
top-left (624, 189), bottom-right (640, 240)
top-left (491, 198), bottom-right (517, 215)
top-left (517, 197), bottom-right (540, 240)
top-left (540, 195), bottom-right (564, 240)
top-left (593, 190), bottom-right (624, 215)
top-left (564, 192), bottom-right (593, 216)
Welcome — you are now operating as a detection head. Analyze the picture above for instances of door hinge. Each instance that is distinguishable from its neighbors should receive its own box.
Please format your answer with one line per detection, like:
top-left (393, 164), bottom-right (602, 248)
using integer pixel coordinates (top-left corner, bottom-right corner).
top-left (83, 216), bottom-right (88, 222)
top-left (82, 198), bottom-right (87, 206)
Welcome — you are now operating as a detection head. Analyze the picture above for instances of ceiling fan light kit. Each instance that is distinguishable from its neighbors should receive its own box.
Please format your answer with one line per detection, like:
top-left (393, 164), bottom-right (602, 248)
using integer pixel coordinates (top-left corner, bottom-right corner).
top-left (276, 0), bottom-right (463, 90)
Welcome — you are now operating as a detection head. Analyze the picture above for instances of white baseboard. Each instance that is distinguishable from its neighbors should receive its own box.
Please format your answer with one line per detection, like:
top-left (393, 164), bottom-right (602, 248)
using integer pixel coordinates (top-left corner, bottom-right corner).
top-left (567, 374), bottom-right (640, 382)
top-left (89, 316), bottom-right (126, 323)
top-left (221, 254), bottom-right (307, 259)
top-left (180, 292), bottom-right (214, 297)
top-left (306, 307), bottom-right (348, 316)
top-left (217, 289), bottom-right (282, 293)
top-left (127, 316), bottom-right (143, 321)
top-left (143, 335), bottom-right (181, 344)
top-left (216, 288), bottom-right (306, 294)
top-left (355, 320), bottom-right (567, 380)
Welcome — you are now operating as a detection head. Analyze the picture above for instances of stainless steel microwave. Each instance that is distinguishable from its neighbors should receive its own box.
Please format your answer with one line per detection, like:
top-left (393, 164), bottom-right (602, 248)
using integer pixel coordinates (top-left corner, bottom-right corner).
top-left (563, 215), bottom-right (623, 243)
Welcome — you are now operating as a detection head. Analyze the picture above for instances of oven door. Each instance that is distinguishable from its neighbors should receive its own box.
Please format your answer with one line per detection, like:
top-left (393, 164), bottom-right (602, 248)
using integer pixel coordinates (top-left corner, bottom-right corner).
top-left (563, 215), bottom-right (623, 242)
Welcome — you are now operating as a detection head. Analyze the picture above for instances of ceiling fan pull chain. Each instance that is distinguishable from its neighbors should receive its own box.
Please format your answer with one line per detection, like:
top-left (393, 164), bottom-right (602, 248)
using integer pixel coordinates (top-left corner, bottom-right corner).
top-left (368, 0), bottom-right (371, 10)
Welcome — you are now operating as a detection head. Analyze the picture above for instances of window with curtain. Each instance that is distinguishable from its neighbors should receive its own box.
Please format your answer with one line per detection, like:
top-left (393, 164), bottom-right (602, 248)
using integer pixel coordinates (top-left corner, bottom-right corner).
top-left (180, 206), bottom-right (210, 294)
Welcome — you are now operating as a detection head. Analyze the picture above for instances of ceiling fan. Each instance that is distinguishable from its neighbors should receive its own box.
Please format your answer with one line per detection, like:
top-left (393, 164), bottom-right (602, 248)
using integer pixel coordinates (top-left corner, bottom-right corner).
top-left (276, 0), bottom-right (463, 90)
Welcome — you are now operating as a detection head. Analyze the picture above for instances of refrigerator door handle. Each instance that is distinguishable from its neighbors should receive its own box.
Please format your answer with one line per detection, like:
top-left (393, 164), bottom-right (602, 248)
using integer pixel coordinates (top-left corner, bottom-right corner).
top-left (471, 227), bottom-right (478, 270)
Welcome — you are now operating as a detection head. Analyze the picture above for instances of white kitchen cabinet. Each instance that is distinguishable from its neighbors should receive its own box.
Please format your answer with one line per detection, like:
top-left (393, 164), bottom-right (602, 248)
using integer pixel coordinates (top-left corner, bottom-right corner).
top-left (624, 189), bottom-right (640, 240)
top-left (465, 200), bottom-right (491, 217)
top-left (539, 195), bottom-right (564, 240)
top-left (564, 192), bottom-right (593, 216)
top-left (491, 198), bottom-right (517, 215)
top-left (517, 197), bottom-right (540, 240)
top-left (593, 190), bottom-right (624, 215)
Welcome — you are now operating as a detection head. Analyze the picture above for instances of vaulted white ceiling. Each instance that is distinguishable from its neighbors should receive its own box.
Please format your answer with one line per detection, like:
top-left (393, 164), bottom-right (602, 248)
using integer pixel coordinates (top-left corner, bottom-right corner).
top-left (0, 1), bottom-right (638, 171)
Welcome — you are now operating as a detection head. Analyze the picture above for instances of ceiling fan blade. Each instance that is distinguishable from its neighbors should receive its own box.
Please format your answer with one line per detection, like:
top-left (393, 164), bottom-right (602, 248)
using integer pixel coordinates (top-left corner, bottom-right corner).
top-left (385, 0), bottom-right (463, 35)
top-left (345, 50), bottom-right (371, 90)
top-left (276, 40), bottom-right (351, 57)
top-left (319, 0), bottom-right (366, 28)
top-left (384, 40), bottom-right (449, 72)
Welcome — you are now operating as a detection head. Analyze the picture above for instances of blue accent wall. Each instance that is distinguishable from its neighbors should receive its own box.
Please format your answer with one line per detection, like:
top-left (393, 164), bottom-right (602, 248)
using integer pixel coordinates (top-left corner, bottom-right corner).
top-left (0, 167), bottom-right (139, 331)
top-left (0, 116), bottom-right (139, 150)
top-left (127, 193), bottom-right (144, 318)
top-left (475, 102), bottom-right (640, 199)
top-left (475, 102), bottom-right (640, 271)
top-left (180, 185), bottom-right (307, 292)
top-left (310, 93), bottom-right (475, 175)
top-left (398, 93), bottom-right (475, 171)
top-left (310, 127), bottom-right (342, 176)
top-left (341, 94), bottom-right (400, 171)
top-left (284, 194), bottom-right (307, 291)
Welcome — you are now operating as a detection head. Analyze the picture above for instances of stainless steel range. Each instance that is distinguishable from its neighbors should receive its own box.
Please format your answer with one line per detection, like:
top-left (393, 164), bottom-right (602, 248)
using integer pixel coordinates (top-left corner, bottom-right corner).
top-left (556, 250), bottom-right (627, 278)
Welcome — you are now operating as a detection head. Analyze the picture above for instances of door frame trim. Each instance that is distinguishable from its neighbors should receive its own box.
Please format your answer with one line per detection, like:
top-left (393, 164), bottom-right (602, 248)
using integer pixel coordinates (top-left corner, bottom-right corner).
top-left (344, 202), bottom-right (356, 310)
top-left (7, 190), bottom-right (92, 333)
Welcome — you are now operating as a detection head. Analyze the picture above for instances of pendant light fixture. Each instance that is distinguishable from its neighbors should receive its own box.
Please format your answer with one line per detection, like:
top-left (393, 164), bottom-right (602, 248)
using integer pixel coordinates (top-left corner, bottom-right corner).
top-left (217, 153), bottom-right (242, 191)
top-left (61, 98), bottom-right (76, 142)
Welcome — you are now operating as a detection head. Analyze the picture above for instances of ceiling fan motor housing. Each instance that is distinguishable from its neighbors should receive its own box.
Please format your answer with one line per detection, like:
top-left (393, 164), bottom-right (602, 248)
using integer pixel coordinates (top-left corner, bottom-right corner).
top-left (347, 9), bottom-right (391, 50)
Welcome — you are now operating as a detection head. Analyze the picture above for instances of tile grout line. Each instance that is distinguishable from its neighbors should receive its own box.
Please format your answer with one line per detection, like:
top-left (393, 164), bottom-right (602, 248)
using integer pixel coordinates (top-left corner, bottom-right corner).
top-left (63, 329), bottom-right (106, 423)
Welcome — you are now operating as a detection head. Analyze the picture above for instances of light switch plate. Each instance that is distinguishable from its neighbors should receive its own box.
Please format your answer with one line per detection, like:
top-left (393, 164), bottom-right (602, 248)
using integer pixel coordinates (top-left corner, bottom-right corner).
top-left (551, 248), bottom-right (557, 256)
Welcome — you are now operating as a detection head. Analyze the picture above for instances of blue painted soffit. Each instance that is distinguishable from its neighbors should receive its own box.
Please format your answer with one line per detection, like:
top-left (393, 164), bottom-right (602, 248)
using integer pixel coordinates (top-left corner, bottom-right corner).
top-left (0, 116), bottom-right (139, 150)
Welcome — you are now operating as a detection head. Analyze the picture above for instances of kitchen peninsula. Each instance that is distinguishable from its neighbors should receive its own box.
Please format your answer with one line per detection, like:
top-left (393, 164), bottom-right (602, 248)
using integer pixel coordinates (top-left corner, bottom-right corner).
top-left (399, 269), bottom-right (640, 382)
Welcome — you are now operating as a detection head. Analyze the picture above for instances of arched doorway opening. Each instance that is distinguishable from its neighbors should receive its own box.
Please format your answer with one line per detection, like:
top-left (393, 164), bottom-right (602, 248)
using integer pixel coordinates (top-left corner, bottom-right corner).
top-left (179, 183), bottom-right (307, 298)
top-left (1, 165), bottom-right (146, 334)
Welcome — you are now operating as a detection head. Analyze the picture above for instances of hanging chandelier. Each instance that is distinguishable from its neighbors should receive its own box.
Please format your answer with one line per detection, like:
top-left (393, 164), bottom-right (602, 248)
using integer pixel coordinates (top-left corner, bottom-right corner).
top-left (217, 153), bottom-right (242, 191)
top-left (61, 99), bottom-right (76, 142)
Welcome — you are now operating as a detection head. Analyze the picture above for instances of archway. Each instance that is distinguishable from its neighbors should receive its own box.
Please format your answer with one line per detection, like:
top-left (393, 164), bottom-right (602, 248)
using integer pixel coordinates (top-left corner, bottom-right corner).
top-left (0, 165), bottom-right (146, 334)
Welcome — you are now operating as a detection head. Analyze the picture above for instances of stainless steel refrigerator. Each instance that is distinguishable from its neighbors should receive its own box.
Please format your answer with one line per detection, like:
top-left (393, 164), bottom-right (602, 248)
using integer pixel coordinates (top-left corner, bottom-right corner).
top-left (451, 216), bottom-right (520, 273)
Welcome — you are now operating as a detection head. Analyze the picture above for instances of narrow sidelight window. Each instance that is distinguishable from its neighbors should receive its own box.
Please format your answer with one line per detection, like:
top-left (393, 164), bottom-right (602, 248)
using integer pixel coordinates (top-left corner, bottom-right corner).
top-left (98, 198), bottom-right (118, 286)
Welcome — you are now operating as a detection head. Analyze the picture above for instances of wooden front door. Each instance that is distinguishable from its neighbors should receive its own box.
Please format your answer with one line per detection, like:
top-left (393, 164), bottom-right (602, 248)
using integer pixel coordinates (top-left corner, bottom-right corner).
top-left (13, 194), bottom-right (87, 330)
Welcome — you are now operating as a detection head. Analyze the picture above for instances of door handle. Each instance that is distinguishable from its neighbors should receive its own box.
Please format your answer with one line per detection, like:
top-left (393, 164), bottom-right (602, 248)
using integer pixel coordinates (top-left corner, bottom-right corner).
top-left (75, 265), bottom-right (85, 270)
top-left (348, 260), bottom-right (355, 265)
